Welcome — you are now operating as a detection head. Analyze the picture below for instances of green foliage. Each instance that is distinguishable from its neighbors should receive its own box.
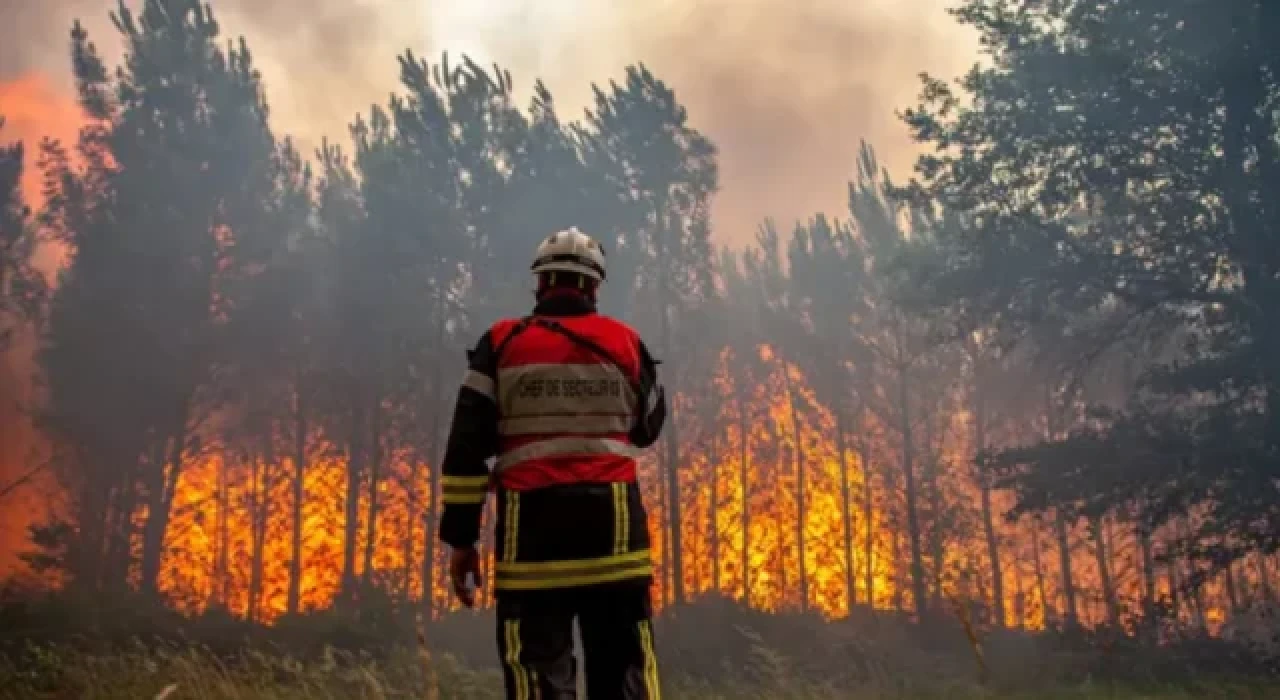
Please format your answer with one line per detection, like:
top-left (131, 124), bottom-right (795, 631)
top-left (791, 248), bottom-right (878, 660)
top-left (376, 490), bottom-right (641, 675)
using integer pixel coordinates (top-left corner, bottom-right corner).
top-left (904, 0), bottom-right (1280, 568)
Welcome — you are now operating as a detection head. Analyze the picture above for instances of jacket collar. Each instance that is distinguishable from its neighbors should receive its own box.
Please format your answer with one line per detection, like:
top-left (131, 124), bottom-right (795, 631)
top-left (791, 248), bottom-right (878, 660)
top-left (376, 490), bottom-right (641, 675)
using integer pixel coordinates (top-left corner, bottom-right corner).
top-left (533, 291), bottom-right (596, 317)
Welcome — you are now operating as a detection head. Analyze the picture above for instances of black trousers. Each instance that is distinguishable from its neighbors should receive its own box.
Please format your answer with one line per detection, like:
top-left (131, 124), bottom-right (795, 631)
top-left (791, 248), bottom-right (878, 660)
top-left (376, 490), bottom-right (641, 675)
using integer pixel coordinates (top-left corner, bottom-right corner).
top-left (495, 581), bottom-right (660, 699)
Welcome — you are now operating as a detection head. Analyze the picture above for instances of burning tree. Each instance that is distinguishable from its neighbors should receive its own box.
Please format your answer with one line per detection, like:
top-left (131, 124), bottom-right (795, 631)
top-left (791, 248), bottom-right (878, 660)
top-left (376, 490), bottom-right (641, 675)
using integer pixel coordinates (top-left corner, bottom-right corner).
top-left (0, 0), bottom-right (1274, 643)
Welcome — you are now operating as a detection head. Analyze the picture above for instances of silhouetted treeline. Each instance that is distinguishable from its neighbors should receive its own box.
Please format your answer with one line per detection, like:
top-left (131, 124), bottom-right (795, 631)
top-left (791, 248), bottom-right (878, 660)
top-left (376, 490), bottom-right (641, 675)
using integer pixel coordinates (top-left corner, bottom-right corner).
top-left (0, 0), bottom-right (1278, 652)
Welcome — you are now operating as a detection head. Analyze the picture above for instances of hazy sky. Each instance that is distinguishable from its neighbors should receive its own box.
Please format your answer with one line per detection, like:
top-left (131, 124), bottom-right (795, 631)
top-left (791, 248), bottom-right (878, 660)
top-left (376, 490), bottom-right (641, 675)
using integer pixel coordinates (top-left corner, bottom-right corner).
top-left (0, 0), bottom-right (979, 246)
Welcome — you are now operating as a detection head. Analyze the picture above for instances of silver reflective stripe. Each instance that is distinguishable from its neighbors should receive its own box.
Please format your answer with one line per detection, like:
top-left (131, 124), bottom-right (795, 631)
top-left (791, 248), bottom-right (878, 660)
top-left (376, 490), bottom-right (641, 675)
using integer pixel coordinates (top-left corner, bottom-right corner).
top-left (495, 437), bottom-right (640, 472)
top-left (645, 382), bottom-right (662, 419)
top-left (462, 369), bottom-right (495, 400)
top-left (500, 413), bottom-right (633, 436)
top-left (497, 362), bottom-right (636, 420)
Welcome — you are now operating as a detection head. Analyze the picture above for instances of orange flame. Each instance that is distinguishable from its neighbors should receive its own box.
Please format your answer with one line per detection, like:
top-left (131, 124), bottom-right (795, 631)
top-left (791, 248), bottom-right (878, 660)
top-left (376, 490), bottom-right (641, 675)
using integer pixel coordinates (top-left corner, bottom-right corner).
top-left (0, 73), bottom-right (82, 579)
top-left (0, 73), bottom-right (83, 208)
top-left (0, 74), bottom-right (1252, 628)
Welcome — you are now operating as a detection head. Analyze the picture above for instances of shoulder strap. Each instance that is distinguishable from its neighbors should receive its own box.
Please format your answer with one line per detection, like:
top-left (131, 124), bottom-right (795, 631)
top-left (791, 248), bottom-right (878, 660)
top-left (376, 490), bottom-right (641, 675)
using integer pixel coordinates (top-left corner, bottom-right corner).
top-left (491, 316), bottom-right (535, 360)
top-left (532, 318), bottom-right (632, 376)
top-left (493, 315), bottom-right (638, 390)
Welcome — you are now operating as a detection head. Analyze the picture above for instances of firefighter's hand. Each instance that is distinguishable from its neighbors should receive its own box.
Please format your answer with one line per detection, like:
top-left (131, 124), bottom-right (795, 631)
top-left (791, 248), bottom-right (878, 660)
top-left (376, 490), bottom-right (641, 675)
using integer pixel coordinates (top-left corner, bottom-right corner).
top-left (450, 546), bottom-right (481, 608)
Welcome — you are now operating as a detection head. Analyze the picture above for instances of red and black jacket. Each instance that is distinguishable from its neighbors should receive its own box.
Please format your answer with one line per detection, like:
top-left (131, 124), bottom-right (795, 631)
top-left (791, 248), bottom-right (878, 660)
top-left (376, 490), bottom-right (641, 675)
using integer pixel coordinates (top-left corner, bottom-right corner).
top-left (437, 293), bottom-right (666, 591)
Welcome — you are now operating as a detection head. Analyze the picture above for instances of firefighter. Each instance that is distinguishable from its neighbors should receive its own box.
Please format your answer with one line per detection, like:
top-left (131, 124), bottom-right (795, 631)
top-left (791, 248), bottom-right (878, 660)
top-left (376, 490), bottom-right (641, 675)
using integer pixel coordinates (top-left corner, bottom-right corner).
top-left (437, 226), bottom-right (667, 699)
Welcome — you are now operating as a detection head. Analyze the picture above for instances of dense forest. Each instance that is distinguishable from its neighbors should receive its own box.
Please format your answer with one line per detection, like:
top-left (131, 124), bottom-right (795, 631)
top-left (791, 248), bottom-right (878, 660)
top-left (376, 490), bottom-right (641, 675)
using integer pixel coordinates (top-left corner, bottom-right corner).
top-left (1, 0), bottom-right (1279, 665)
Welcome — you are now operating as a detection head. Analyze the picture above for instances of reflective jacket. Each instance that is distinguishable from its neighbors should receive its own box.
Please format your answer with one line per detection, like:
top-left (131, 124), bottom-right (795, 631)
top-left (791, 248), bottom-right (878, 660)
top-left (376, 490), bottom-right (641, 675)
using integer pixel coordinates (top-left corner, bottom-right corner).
top-left (437, 292), bottom-right (666, 592)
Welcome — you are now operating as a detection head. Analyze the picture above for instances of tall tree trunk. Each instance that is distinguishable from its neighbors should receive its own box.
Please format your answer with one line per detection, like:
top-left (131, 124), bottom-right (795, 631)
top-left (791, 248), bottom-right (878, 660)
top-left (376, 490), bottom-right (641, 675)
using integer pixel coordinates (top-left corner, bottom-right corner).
top-left (422, 404), bottom-right (443, 616)
top-left (709, 432), bottom-right (721, 596)
top-left (898, 359), bottom-right (927, 619)
top-left (775, 482), bottom-right (789, 604)
top-left (215, 454), bottom-right (231, 606)
top-left (362, 395), bottom-right (384, 586)
top-left (860, 439), bottom-right (875, 607)
top-left (105, 454), bottom-right (146, 590)
top-left (422, 311), bottom-right (449, 616)
top-left (1178, 520), bottom-right (1207, 631)
top-left (1090, 515), bottom-right (1119, 627)
top-left (836, 409), bottom-right (856, 610)
top-left (1257, 554), bottom-right (1274, 604)
top-left (663, 402), bottom-right (682, 605)
top-left (923, 414), bottom-right (944, 611)
top-left (892, 529), bottom-right (905, 613)
top-left (781, 366), bottom-right (809, 613)
top-left (974, 385), bottom-right (1004, 627)
top-left (404, 458), bottom-right (421, 601)
top-left (1055, 511), bottom-right (1079, 629)
top-left (341, 399), bottom-right (366, 602)
top-left (1011, 552), bottom-right (1025, 629)
top-left (1044, 387), bottom-right (1077, 629)
top-left (1168, 547), bottom-right (1182, 623)
top-left (738, 386), bottom-right (752, 606)
top-left (1224, 560), bottom-right (1241, 615)
top-left (140, 400), bottom-right (191, 598)
top-left (657, 209), bottom-right (682, 606)
top-left (248, 450), bottom-right (268, 623)
top-left (1138, 522), bottom-right (1157, 636)
top-left (1030, 520), bottom-right (1050, 628)
top-left (287, 382), bottom-right (307, 617)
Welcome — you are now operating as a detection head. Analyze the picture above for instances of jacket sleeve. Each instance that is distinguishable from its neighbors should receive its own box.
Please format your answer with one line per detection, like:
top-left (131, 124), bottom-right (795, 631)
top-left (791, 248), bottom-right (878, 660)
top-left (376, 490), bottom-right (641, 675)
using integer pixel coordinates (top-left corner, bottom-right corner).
top-left (629, 337), bottom-right (667, 449)
top-left (437, 330), bottom-right (500, 550)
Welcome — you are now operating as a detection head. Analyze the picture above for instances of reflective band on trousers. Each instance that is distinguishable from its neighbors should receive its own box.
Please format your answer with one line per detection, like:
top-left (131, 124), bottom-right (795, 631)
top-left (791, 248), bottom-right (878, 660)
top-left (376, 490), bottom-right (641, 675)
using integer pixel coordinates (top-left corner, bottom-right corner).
top-left (499, 413), bottom-right (633, 436)
top-left (494, 437), bottom-right (641, 473)
top-left (494, 550), bottom-right (654, 590)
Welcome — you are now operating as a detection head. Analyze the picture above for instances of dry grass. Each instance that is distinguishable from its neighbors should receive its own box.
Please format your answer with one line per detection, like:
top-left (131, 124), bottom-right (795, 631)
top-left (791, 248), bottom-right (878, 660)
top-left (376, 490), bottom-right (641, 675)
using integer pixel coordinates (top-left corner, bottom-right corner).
top-left (1, 642), bottom-right (1276, 700)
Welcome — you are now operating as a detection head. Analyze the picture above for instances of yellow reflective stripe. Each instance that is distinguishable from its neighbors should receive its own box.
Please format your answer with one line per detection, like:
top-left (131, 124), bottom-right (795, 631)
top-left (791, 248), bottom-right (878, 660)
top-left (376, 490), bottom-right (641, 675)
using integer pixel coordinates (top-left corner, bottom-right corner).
top-left (497, 549), bottom-right (650, 574)
top-left (504, 620), bottom-right (530, 700)
top-left (495, 437), bottom-right (639, 472)
top-left (441, 475), bottom-right (489, 505)
top-left (503, 491), bottom-right (520, 563)
top-left (462, 369), bottom-right (495, 400)
top-left (495, 561), bottom-right (654, 590)
top-left (495, 550), bottom-right (653, 590)
top-left (613, 483), bottom-right (628, 555)
top-left (639, 620), bottom-right (660, 699)
top-left (499, 413), bottom-right (633, 436)
top-left (442, 475), bottom-right (490, 488)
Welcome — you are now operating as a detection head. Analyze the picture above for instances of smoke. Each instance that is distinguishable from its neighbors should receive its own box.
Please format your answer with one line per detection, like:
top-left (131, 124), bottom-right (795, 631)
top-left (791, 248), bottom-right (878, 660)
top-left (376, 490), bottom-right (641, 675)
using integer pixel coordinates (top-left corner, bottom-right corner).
top-left (0, 0), bottom-right (976, 245)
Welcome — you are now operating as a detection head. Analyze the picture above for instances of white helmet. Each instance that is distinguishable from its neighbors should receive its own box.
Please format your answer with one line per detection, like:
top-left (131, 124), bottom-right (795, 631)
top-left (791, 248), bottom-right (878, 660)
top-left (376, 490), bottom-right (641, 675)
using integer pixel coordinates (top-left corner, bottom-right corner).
top-left (531, 227), bottom-right (606, 283)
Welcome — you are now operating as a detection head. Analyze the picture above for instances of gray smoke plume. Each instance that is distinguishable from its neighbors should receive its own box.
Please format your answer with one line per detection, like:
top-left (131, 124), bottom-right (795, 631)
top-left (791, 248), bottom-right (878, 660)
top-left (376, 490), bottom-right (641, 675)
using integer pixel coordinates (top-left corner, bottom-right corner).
top-left (0, 0), bottom-right (977, 244)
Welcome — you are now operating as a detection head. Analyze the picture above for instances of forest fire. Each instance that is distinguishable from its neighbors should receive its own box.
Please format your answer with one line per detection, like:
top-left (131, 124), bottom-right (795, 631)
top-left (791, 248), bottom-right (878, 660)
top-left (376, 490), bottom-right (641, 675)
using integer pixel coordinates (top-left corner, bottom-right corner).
top-left (4, 10), bottom-right (1278, 691)
top-left (0, 72), bottom-right (82, 580)
top-left (115, 343), bottom-right (1252, 634)
top-left (143, 351), bottom-right (892, 623)
top-left (0, 73), bottom-right (82, 205)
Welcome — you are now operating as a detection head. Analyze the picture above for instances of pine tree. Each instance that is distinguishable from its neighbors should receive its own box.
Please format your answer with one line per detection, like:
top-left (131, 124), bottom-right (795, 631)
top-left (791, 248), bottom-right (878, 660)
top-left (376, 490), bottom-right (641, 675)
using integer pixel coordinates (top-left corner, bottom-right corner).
top-left (0, 118), bottom-right (45, 351)
top-left (585, 65), bottom-right (718, 604)
top-left (39, 0), bottom-right (279, 594)
top-left (905, 0), bottom-right (1280, 567)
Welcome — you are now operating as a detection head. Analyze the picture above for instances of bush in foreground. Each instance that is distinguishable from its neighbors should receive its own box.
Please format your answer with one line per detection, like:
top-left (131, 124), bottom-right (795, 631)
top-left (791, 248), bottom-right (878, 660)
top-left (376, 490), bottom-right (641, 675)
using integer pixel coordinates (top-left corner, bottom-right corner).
top-left (1, 642), bottom-right (1278, 700)
top-left (2, 588), bottom-right (1278, 697)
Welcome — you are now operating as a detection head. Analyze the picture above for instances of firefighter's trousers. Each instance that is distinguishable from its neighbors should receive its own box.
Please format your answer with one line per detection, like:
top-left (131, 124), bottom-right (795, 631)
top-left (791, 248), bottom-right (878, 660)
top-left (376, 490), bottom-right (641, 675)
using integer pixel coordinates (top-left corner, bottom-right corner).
top-left (495, 581), bottom-right (660, 699)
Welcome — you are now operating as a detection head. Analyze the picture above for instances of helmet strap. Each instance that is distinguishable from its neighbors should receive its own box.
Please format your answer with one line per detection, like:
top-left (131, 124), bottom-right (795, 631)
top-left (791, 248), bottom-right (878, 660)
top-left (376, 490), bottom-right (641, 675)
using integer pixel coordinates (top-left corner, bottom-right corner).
top-left (536, 271), bottom-right (597, 302)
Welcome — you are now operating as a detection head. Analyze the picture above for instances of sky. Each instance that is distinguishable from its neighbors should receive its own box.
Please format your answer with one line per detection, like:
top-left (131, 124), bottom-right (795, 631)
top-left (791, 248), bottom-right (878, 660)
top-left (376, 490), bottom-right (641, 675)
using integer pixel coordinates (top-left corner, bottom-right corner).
top-left (0, 0), bottom-right (979, 246)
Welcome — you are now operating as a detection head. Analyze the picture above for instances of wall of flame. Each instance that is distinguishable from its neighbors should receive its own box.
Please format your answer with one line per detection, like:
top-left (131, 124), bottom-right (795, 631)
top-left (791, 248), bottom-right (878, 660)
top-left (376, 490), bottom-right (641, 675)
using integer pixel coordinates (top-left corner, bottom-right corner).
top-left (0, 73), bottom-right (1259, 633)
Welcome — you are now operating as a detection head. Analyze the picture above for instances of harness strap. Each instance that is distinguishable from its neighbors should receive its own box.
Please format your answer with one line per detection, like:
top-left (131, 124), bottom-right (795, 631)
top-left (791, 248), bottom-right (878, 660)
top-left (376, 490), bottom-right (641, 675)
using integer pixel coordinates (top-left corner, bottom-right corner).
top-left (494, 316), bottom-right (638, 392)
